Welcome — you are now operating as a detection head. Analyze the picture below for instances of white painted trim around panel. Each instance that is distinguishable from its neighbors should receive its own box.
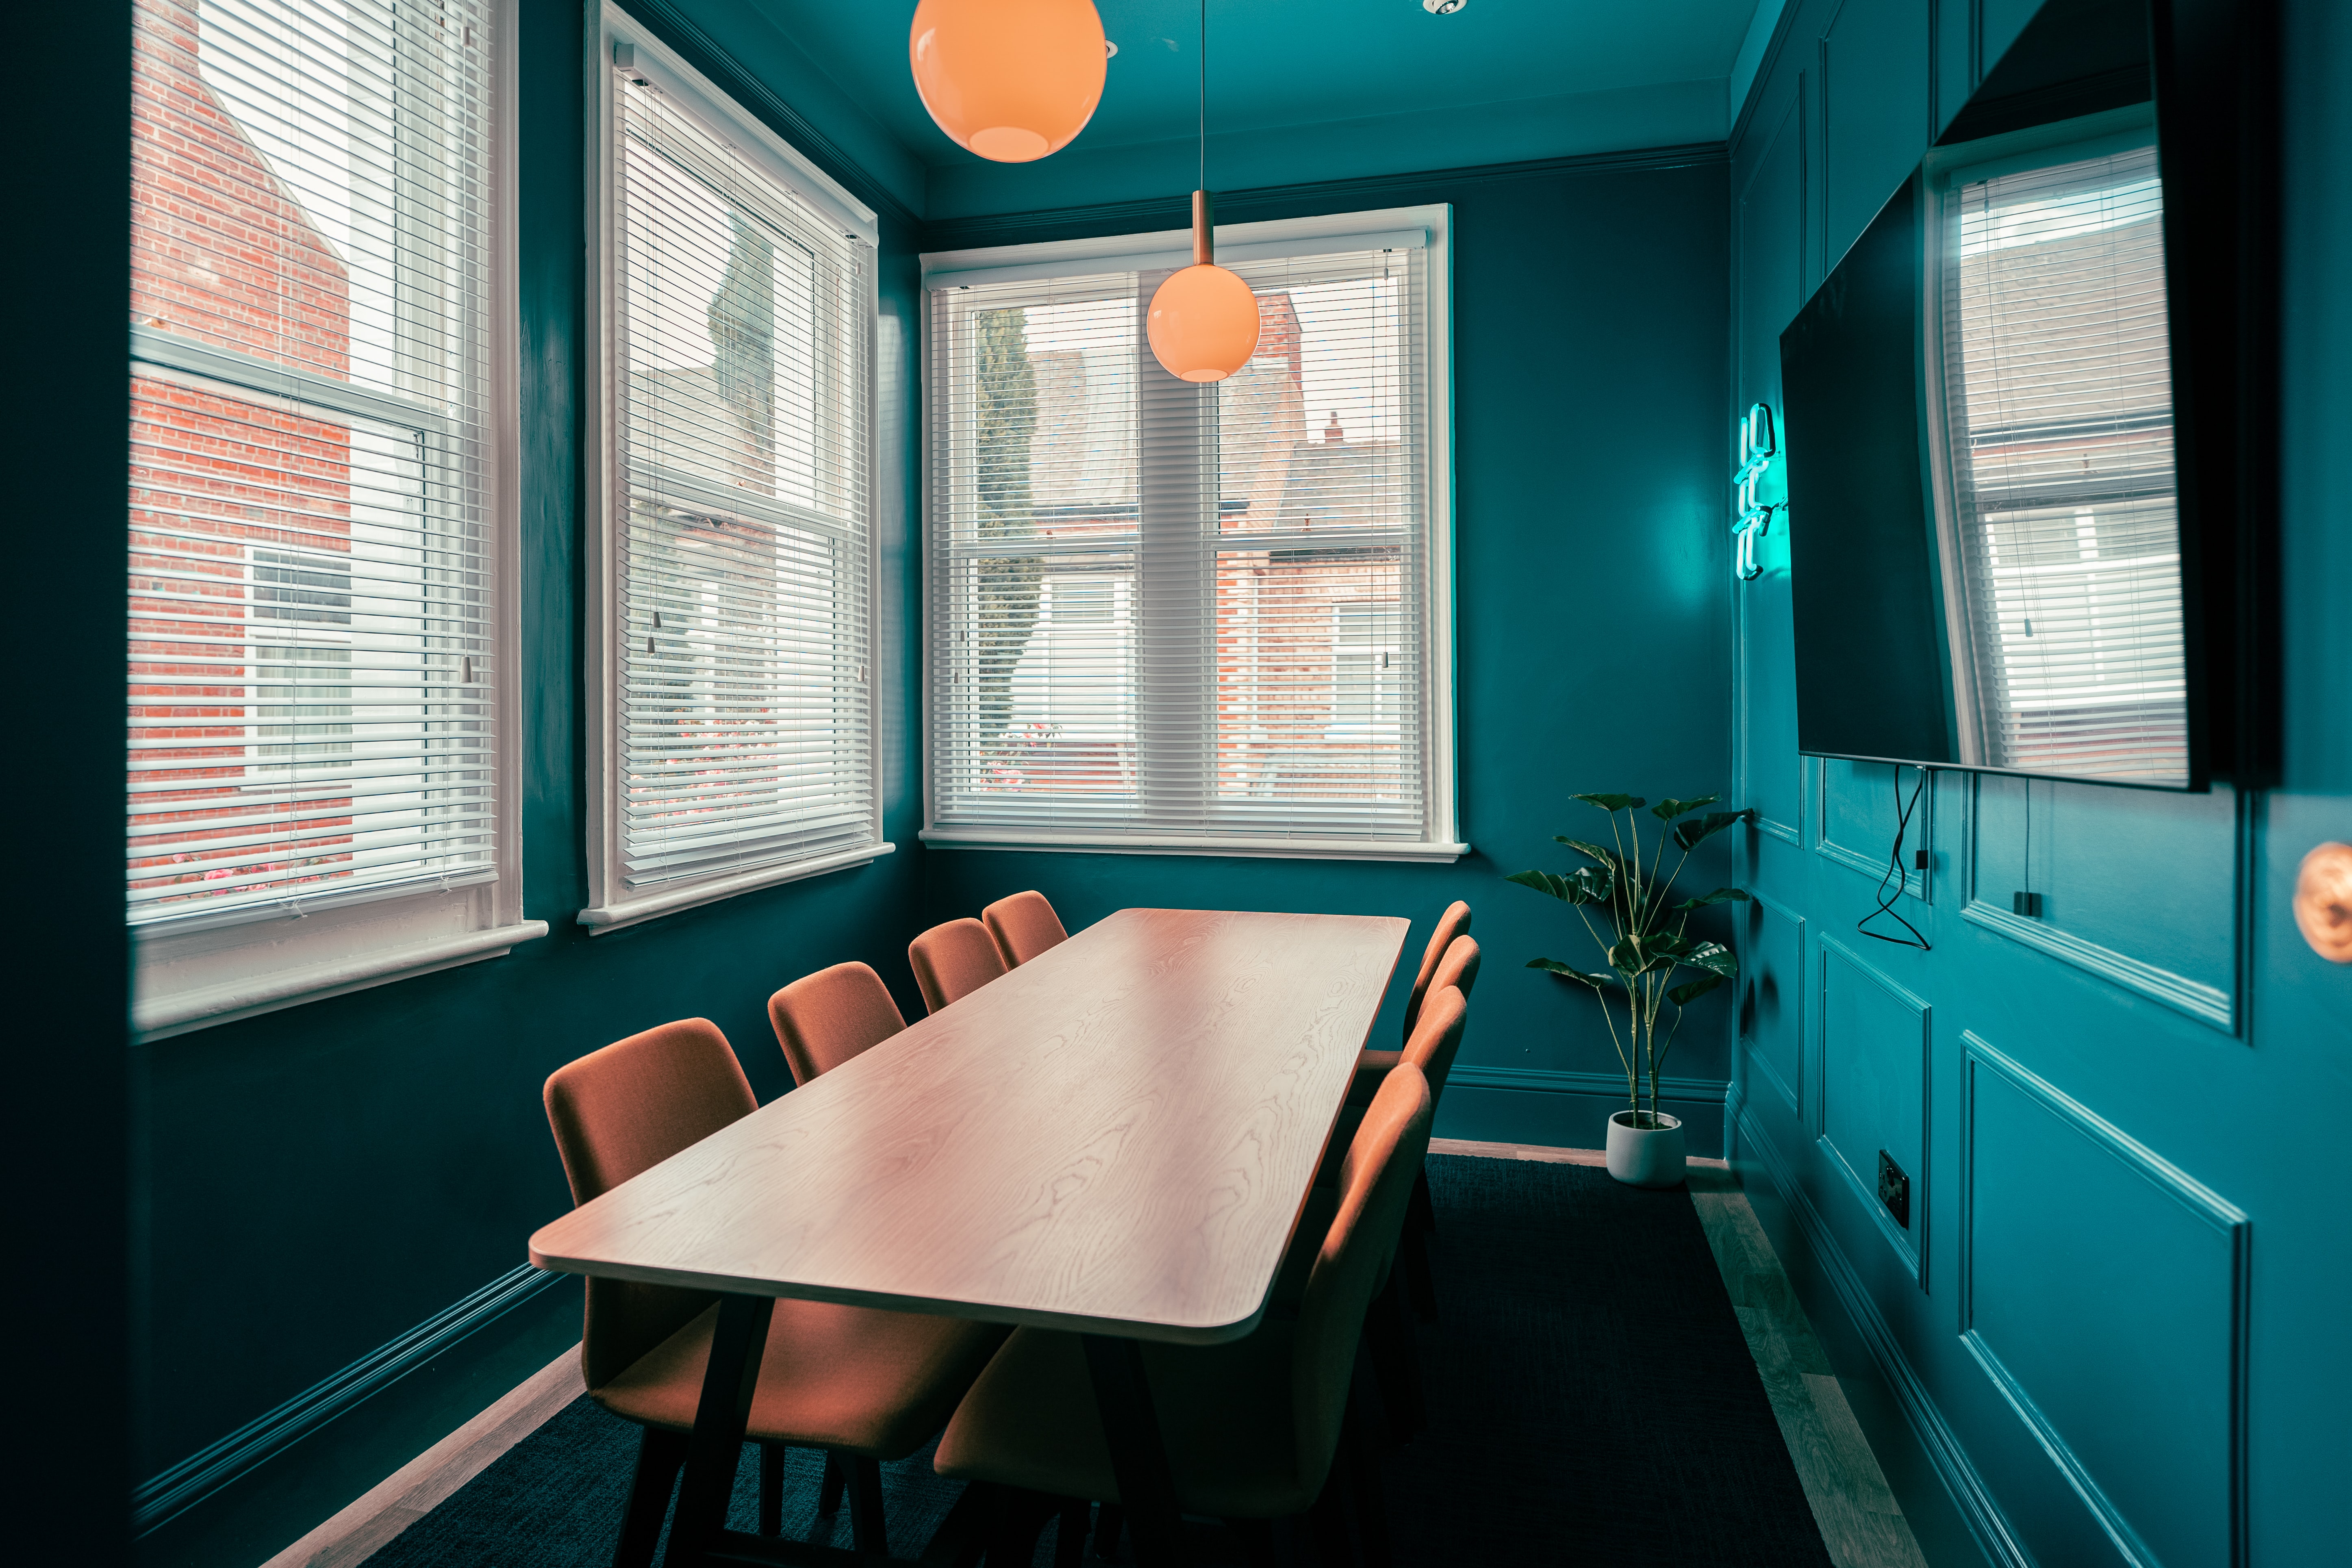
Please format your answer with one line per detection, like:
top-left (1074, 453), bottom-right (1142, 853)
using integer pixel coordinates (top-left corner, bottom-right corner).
top-left (602, 3), bottom-right (876, 246)
top-left (132, 0), bottom-right (532, 1039)
top-left (918, 204), bottom-right (1460, 861)
top-left (135, 920), bottom-right (549, 1041)
top-left (579, 842), bottom-right (896, 934)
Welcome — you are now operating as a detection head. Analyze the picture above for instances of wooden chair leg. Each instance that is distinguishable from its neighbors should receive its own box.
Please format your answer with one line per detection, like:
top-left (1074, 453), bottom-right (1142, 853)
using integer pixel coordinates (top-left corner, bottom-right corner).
top-left (613, 1426), bottom-right (688, 1568)
top-left (1093, 1502), bottom-right (1124, 1559)
top-left (847, 1455), bottom-right (889, 1564)
top-left (758, 1444), bottom-right (784, 1537)
top-left (1363, 1268), bottom-right (1425, 1442)
top-left (1402, 1222), bottom-right (1438, 1323)
top-left (1053, 1499), bottom-right (1092, 1568)
top-left (819, 1451), bottom-right (847, 1517)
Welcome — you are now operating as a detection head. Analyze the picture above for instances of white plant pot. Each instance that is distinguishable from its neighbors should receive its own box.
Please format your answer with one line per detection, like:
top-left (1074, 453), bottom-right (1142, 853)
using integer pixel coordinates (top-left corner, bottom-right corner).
top-left (1605, 1110), bottom-right (1687, 1188)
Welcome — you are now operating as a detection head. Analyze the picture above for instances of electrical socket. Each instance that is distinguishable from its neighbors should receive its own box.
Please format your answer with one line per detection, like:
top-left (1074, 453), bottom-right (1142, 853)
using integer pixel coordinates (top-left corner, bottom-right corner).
top-left (1877, 1150), bottom-right (1910, 1228)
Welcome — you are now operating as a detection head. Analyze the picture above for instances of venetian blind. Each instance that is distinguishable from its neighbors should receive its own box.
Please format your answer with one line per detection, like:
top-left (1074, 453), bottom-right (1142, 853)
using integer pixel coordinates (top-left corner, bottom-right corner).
top-left (926, 241), bottom-right (1435, 849)
top-left (128, 0), bottom-right (498, 926)
top-left (610, 69), bottom-right (875, 889)
top-left (1941, 143), bottom-right (2187, 785)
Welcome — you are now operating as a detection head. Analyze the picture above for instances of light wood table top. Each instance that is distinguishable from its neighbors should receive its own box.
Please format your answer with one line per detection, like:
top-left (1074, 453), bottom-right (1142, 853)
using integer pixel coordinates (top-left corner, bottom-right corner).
top-left (529, 907), bottom-right (1407, 1345)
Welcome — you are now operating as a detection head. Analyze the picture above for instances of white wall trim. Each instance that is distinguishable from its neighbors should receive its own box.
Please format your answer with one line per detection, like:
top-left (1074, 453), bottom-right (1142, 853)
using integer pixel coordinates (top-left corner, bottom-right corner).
top-left (135, 919), bottom-right (549, 1041)
top-left (918, 830), bottom-right (1464, 864)
top-left (579, 842), bottom-right (896, 934)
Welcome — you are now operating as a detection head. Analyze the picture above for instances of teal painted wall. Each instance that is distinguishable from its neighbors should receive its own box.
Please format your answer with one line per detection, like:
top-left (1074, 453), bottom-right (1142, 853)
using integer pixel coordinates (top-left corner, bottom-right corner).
top-left (131, 4), bottom-right (933, 1564)
top-left (916, 156), bottom-right (1740, 1158)
top-left (1725, 4), bottom-right (2352, 1568)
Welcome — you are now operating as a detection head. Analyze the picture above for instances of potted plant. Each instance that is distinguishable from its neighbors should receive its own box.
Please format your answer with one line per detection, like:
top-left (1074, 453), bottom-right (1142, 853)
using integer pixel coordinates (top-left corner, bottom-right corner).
top-left (1508, 793), bottom-right (1750, 1188)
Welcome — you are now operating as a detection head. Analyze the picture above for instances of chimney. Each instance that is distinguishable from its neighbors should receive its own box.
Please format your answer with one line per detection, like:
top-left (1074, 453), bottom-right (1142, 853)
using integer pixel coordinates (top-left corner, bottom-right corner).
top-left (1323, 410), bottom-right (1343, 443)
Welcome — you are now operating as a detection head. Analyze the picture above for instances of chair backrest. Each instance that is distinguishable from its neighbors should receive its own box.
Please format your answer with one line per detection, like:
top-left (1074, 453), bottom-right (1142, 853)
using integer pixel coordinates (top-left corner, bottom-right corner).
top-left (1399, 985), bottom-right (1469, 1102)
top-left (908, 917), bottom-right (1009, 1015)
top-left (1292, 1060), bottom-right (1433, 1494)
top-left (543, 1019), bottom-right (756, 1388)
top-left (1425, 934), bottom-right (1481, 1014)
top-left (981, 889), bottom-right (1069, 968)
top-left (769, 961), bottom-right (907, 1086)
top-left (1401, 901), bottom-right (1472, 1037)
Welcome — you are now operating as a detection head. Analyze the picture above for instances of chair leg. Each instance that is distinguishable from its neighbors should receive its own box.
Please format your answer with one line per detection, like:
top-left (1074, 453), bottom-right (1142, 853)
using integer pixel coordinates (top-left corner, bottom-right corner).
top-left (847, 1455), bottom-right (889, 1564)
top-left (1409, 1167), bottom-right (1436, 1234)
top-left (1053, 1499), bottom-right (1092, 1568)
top-left (983, 1486), bottom-right (1053, 1566)
top-left (1093, 1502), bottom-right (1123, 1559)
top-left (1225, 1517), bottom-right (1281, 1568)
top-left (1342, 1379), bottom-right (1393, 1568)
top-left (1307, 1463), bottom-right (1356, 1568)
top-left (758, 1444), bottom-right (784, 1537)
top-left (1363, 1268), bottom-right (1425, 1442)
top-left (819, 1451), bottom-right (847, 1517)
top-left (1402, 1221), bottom-right (1438, 1323)
top-left (613, 1426), bottom-right (688, 1568)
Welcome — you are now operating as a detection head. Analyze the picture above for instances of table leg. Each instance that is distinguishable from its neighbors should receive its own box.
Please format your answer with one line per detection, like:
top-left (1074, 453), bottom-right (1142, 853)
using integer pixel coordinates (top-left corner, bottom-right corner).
top-left (661, 1293), bottom-right (774, 1568)
top-left (1079, 1335), bottom-right (1184, 1568)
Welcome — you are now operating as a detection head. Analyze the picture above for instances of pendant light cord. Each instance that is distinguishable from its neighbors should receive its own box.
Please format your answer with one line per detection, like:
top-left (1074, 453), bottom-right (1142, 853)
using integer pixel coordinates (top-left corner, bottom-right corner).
top-left (1198, 0), bottom-right (1207, 190)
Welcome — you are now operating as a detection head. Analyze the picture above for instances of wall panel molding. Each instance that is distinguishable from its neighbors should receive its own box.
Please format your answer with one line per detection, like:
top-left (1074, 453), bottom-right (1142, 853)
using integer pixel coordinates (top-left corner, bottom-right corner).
top-left (1740, 887), bottom-right (1808, 1116)
top-left (1959, 900), bottom-right (2234, 1030)
top-left (1817, 758), bottom-right (1931, 901)
top-left (1736, 1105), bottom-right (2034, 1568)
top-left (1817, 936), bottom-right (1933, 1288)
top-left (1958, 1035), bottom-right (2249, 1568)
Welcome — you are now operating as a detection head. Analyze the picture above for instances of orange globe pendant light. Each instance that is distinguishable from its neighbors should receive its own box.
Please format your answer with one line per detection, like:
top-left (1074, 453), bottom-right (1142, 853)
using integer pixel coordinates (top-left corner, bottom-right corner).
top-left (1147, 4), bottom-right (1257, 383)
top-left (1149, 191), bottom-right (1260, 382)
top-left (908, 0), bottom-right (1107, 164)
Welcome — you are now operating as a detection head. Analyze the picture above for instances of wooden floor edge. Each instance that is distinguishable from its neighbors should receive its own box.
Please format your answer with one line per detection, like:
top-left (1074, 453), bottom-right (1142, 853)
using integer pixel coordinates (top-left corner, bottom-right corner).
top-left (259, 1344), bottom-right (584, 1568)
top-left (1429, 1136), bottom-right (1729, 1172)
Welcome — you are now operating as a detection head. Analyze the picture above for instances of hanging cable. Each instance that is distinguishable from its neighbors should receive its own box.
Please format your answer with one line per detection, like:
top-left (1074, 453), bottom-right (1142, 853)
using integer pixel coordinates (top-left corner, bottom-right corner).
top-left (1198, 0), bottom-right (1207, 189)
top-left (1859, 765), bottom-right (1933, 950)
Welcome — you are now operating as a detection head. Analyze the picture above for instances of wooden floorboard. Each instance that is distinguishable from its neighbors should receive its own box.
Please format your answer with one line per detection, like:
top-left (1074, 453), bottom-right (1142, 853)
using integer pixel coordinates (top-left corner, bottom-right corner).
top-left (278, 1142), bottom-right (1926, 1568)
top-left (258, 1346), bottom-right (584, 1568)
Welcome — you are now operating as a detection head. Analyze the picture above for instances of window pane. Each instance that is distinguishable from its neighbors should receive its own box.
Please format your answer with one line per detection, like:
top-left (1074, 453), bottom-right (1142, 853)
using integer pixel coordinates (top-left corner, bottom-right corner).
top-left (127, 0), bottom-right (495, 923)
top-left (612, 70), bottom-right (874, 888)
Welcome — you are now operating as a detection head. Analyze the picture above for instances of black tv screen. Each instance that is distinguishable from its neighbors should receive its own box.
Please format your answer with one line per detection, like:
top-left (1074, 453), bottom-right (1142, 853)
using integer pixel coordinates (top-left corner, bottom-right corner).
top-left (1773, 0), bottom-right (2250, 792)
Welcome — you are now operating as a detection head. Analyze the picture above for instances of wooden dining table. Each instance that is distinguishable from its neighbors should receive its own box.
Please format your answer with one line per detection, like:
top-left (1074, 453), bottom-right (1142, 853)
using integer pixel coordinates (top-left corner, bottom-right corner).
top-left (528, 906), bottom-right (1408, 1568)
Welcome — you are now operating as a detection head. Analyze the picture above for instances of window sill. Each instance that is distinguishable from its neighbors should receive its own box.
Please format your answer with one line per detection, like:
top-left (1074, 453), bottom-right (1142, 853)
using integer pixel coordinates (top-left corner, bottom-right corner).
top-left (919, 829), bottom-right (1468, 864)
top-left (579, 842), bottom-right (896, 935)
top-left (134, 919), bottom-right (550, 1042)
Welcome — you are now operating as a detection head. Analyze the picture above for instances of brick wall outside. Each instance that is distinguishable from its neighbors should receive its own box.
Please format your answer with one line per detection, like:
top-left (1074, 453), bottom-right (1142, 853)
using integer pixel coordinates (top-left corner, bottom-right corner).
top-left (128, 0), bottom-right (357, 909)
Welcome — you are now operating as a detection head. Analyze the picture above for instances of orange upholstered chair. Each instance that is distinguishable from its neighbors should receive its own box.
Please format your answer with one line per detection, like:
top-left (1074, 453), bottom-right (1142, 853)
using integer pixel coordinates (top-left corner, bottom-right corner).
top-left (933, 1062), bottom-right (1435, 1563)
top-left (769, 962), bottom-right (906, 1086)
top-left (908, 916), bottom-right (1008, 1014)
top-left (1352, 933), bottom-right (1481, 1105)
top-left (1401, 900), bottom-right (1472, 1037)
top-left (981, 889), bottom-right (1069, 968)
top-left (543, 1019), bottom-right (1006, 1567)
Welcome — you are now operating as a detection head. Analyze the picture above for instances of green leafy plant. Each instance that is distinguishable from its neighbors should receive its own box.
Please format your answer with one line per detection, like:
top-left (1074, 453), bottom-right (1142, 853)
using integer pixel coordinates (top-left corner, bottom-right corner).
top-left (1507, 793), bottom-right (1753, 1130)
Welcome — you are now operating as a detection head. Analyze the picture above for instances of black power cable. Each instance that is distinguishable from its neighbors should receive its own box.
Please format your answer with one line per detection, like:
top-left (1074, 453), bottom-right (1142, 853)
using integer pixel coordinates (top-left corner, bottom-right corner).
top-left (1858, 764), bottom-right (1932, 950)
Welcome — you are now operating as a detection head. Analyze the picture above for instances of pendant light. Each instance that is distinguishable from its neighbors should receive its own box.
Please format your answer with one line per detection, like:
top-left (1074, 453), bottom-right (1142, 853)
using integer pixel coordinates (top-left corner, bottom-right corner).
top-left (1147, 2), bottom-right (1259, 383)
top-left (908, 0), bottom-right (1108, 164)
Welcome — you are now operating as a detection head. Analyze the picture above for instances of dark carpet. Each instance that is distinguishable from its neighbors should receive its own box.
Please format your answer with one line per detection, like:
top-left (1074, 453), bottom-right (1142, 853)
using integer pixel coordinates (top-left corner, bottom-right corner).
top-left (368, 1155), bottom-right (1831, 1567)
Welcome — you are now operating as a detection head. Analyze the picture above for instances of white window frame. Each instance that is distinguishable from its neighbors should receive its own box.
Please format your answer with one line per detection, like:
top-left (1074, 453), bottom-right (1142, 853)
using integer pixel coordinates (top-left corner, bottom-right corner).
top-left (132, 0), bottom-right (542, 1042)
top-left (579, 4), bottom-right (890, 934)
top-left (917, 205), bottom-right (1463, 863)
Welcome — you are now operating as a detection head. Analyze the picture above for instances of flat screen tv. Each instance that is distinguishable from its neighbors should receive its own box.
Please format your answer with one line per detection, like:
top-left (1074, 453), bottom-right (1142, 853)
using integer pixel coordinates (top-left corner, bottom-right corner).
top-left (1776, 0), bottom-right (2275, 791)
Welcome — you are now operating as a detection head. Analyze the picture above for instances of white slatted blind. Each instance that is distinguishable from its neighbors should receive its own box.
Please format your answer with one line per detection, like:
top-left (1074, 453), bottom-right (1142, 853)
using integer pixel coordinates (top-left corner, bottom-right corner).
top-left (1940, 143), bottom-right (2187, 785)
top-left (128, 0), bottom-right (498, 925)
top-left (927, 241), bottom-right (1437, 848)
top-left (609, 69), bottom-right (875, 889)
